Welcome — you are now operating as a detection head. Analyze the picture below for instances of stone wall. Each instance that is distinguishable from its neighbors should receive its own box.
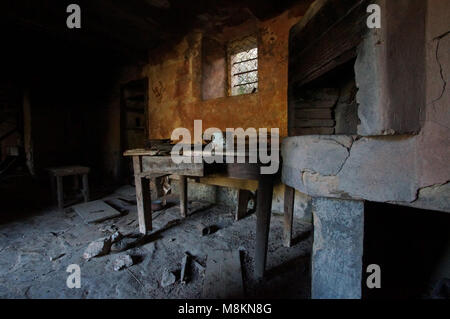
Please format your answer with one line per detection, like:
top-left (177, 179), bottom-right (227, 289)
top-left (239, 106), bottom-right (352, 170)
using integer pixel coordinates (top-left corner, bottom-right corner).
top-left (143, 4), bottom-right (309, 140)
top-left (282, 0), bottom-right (450, 213)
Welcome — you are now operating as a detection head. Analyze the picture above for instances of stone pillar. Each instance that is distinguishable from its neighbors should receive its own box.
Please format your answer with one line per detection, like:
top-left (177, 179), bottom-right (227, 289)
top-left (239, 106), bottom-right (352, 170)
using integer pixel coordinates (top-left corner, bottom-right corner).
top-left (311, 197), bottom-right (364, 299)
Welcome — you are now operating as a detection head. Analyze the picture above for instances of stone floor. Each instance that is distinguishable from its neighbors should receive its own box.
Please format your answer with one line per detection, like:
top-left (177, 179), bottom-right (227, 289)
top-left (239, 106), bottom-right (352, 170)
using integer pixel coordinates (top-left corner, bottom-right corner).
top-left (0, 183), bottom-right (312, 299)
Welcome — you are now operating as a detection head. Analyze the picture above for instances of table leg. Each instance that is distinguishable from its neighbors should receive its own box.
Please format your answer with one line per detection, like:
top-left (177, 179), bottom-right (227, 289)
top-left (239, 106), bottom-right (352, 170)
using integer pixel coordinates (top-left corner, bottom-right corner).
top-left (56, 176), bottom-right (64, 211)
top-left (283, 185), bottom-right (295, 247)
top-left (255, 174), bottom-right (274, 278)
top-left (133, 156), bottom-right (152, 234)
top-left (81, 174), bottom-right (89, 202)
top-left (179, 175), bottom-right (188, 218)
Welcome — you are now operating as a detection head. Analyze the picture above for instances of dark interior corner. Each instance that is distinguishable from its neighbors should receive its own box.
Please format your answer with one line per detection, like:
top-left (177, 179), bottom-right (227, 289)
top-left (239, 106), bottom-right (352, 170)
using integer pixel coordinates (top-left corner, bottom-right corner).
top-left (363, 202), bottom-right (450, 299)
top-left (0, 0), bottom-right (448, 302)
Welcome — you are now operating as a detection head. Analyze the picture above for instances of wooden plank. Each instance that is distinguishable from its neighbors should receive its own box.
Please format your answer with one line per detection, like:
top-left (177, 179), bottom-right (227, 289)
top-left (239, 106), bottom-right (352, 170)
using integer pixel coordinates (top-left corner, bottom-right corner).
top-left (72, 200), bottom-right (121, 224)
top-left (295, 119), bottom-right (335, 128)
top-left (133, 156), bottom-right (152, 234)
top-left (289, 0), bottom-right (369, 86)
top-left (292, 48), bottom-right (357, 89)
top-left (236, 189), bottom-right (252, 221)
top-left (202, 250), bottom-right (244, 299)
top-left (225, 162), bottom-right (262, 180)
top-left (291, 127), bottom-right (335, 135)
top-left (123, 148), bottom-right (159, 156)
top-left (180, 253), bottom-right (190, 284)
top-left (283, 186), bottom-right (295, 247)
top-left (47, 166), bottom-right (90, 177)
top-left (179, 175), bottom-right (188, 218)
top-left (255, 174), bottom-right (274, 278)
top-left (142, 156), bottom-right (204, 176)
top-left (295, 108), bottom-right (333, 119)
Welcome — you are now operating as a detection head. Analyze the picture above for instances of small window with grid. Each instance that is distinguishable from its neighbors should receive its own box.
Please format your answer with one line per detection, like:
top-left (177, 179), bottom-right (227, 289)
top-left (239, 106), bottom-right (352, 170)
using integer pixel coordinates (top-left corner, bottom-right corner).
top-left (228, 35), bottom-right (258, 96)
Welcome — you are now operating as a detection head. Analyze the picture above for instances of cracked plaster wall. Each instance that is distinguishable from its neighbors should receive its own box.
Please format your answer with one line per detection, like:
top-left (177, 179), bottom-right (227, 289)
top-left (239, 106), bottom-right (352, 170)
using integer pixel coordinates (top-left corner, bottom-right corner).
top-left (282, 0), bottom-right (450, 213)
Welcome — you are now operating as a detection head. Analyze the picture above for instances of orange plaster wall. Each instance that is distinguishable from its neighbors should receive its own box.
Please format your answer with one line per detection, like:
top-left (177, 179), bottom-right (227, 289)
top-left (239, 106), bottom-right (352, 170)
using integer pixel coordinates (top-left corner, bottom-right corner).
top-left (145, 5), bottom-right (307, 140)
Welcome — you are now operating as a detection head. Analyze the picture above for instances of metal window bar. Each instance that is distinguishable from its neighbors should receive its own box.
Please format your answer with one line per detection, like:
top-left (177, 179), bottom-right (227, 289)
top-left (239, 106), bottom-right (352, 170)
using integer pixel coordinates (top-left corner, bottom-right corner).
top-left (232, 69), bottom-right (258, 77)
top-left (229, 35), bottom-right (258, 96)
top-left (234, 81), bottom-right (258, 87)
top-left (232, 57), bottom-right (258, 65)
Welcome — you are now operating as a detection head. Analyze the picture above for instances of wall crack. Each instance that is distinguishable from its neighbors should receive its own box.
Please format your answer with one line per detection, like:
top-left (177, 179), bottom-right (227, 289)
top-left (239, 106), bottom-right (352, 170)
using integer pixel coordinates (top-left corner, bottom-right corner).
top-left (431, 30), bottom-right (450, 104)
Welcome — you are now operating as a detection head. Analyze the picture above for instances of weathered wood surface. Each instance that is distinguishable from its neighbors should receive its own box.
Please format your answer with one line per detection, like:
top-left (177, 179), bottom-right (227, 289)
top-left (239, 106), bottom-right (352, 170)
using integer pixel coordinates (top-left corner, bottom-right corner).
top-left (295, 108), bottom-right (333, 119)
top-left (72, 200), bottom-right (121, 224)
top-left (288, 0), bottom-right (369, 136)
top-left (295, 119), bottom-right (335, 128)
top-left (133, 156), bottom-right (152, 234)
top-left (202, 250), bottom-right (244, 299)
top-left (47, 165), bottom-right (90, 177)
top-left (142, 156), bottom-right (204, 177)
top-left (291, 127), bottom-right (334, 135)
top-left (289, 0), bottom-right (369, 87)
top-left (123, 148), bottom-right (160, 156)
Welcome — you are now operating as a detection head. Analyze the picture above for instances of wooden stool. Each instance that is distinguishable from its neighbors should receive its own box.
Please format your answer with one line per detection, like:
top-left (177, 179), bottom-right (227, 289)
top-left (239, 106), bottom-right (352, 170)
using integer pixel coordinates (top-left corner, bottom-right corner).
top-left (47, 166), bottom-right (90, 210)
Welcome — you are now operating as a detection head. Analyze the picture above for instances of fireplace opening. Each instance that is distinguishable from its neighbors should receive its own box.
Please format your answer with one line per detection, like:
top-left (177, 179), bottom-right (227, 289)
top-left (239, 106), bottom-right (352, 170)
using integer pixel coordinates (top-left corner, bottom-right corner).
top-left (289, 59), bottom-right (359, 136)
top-left (363, 202), bottom-right (450, 299)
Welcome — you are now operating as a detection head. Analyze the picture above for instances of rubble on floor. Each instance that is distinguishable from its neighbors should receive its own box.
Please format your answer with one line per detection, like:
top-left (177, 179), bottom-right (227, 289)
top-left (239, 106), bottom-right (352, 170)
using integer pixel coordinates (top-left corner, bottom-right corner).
top-left (113, 255), bottom-right (134, 271)
top-left (0, 185), bottom-right (313, 299)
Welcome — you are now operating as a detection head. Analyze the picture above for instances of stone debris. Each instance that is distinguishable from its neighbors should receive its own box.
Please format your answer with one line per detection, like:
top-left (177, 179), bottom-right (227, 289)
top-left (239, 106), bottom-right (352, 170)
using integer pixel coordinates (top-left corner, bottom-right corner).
top-left (193, 260), bottom-right (206, 274)
top-left (110, 234), bottom-right (142, 253)
top-left (113, 254), bottom-right (134, 271)
top-left (161, 268), bottom-right (176, 287)
top-left (99, 224), bottom-right (118, 233)
top-left (83, 237), bottom-right (112, 260)
top-left (111, 231), bottom-right (123, 243)
top-left (200, 225), bottom-right (219, 236)
top-left (49, 253), bottom-right (65, 261)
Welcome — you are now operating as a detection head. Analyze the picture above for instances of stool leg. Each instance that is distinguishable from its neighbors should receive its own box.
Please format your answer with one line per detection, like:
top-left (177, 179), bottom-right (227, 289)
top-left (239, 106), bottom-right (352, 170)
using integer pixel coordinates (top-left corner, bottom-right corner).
top-left (56, 176), bottom-right (64, 210)
top-left (82, 174), bottom-right (89, 202)
top-left (73, 175), bottom-right (79, 190)
top-left (50, 175), bottom-right (56, 204)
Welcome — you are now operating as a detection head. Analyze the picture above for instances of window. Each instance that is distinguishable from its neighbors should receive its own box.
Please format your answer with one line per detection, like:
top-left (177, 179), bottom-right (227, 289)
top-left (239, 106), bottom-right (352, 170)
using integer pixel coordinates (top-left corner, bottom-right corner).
top-left (228, 35), bottom-right (258, 96)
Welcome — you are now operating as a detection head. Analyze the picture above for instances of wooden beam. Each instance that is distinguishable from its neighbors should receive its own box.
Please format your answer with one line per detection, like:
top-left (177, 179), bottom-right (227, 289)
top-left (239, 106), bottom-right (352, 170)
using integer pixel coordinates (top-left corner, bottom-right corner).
top-left (289, 0), bottom-right (369, 86)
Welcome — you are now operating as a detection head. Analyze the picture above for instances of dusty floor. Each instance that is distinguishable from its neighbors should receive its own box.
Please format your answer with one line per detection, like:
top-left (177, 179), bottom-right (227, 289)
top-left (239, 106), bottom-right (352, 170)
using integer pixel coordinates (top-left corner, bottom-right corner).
top-left (0, 183), bottom-right (312, 299)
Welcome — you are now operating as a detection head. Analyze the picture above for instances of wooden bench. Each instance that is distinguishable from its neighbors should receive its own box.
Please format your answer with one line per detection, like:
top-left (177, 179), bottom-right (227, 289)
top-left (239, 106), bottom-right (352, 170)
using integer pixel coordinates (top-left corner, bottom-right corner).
top-left (47, 166), bottom-right (90, 210)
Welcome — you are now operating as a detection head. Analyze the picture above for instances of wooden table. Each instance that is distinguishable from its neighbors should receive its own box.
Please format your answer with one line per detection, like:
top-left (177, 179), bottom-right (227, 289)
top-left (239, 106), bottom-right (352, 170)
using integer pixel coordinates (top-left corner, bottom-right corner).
top-left (124, 149), bottom-right (277, 278)
top-left (47, 165), bottom-right (90, 210)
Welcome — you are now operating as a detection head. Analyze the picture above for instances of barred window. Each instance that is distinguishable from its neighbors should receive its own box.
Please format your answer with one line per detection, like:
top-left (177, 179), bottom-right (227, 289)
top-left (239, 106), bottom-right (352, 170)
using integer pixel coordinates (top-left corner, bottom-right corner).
top-left (228, 35), bottom-right (258, 96)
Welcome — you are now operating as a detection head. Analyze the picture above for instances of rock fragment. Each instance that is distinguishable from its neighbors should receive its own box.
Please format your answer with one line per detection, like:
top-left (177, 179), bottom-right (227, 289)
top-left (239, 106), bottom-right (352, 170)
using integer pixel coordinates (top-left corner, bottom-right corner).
top-left (113, 254), bottom-right (134, 271)
top-left (83, 237), bottom-right (112, 260)
top-left (161, 268), bottom-right (176, 287)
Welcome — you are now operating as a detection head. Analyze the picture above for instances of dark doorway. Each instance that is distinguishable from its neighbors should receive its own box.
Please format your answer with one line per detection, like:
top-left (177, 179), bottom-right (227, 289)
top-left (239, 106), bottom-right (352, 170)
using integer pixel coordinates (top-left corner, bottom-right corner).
top-left (363, 202), bottom-right (450, 299)
top-left (120, 78), bottom-right (149, 183)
